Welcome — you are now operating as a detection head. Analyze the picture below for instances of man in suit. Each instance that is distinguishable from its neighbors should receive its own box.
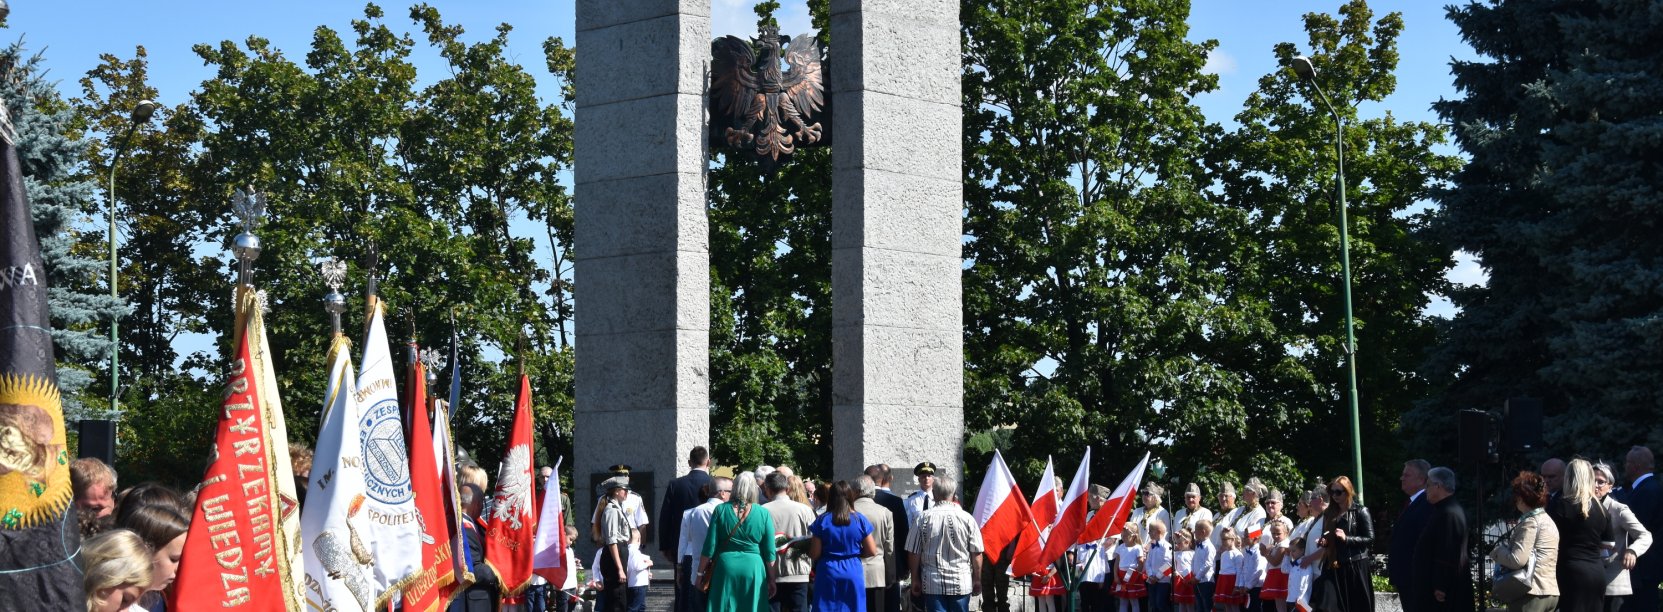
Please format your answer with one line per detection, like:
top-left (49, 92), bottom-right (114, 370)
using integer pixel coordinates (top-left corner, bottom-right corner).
top-left (659, 447), bottom-right (714, 612)
top-left (1409, 467), bottom-right (1469, 612)
top-left (1388, 459), bottom-right (1433, 610)
top-left (867, 464), bottom-right (910, 612)
top-left (1622, 446), bottom-right (1661, 612)
top-left (1540, 457), bottom-right (1566, 502)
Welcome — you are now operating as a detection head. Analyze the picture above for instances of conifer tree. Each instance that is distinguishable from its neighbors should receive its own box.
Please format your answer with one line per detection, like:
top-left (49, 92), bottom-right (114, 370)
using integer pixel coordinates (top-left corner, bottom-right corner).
top-left (2, 41), bottom-right (129, 420)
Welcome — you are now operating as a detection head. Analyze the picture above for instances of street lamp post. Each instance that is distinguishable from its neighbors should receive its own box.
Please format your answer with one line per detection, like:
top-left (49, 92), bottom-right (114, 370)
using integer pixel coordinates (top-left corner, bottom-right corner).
top-left (107, 100), bottom-right (157, 416)
top-left (1291, 55), bottom-right (1365, 503)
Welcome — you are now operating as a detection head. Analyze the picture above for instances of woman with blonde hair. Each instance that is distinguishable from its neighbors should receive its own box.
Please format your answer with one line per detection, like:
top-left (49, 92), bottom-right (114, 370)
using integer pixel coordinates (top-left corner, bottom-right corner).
top-left (1549, 458), bottom-right (1613, 612)
top-left (82, 529), bottom-right (153, 612)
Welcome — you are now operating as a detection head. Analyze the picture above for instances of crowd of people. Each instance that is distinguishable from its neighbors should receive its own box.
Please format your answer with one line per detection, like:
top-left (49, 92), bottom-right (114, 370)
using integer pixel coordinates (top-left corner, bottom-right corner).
top-left (65, 440), bottom-right (1661, 612)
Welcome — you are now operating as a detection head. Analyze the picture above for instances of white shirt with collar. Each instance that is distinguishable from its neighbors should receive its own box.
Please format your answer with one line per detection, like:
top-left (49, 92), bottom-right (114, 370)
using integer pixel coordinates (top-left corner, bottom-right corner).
top-left (1172, 506), bottom-right (1213, 542)
top-left (906, 488), bottom-right (935, 527)
top-left (1633, 472), bottom-right (1654, 491)
top-left (1408, 488), bottom-right (1425, 505)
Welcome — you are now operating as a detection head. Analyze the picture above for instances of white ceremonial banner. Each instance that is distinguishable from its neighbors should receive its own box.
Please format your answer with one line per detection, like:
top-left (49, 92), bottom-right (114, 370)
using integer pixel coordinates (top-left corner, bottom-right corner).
top-left (355, 299), bottom-right (423, 595)
top-left (302, 338), bottom-right (387, 611)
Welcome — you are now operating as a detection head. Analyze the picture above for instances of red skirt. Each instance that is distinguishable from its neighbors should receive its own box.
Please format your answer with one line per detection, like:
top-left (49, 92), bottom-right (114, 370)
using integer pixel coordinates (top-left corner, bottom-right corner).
top-left (1213, 574), bottom-right (1241, 605)
top-left (1259, 568), bottom-right (1289, 600)
top-left (1173, 577), bottom-right (1197, 604)
top-left (1030, 573), bottom-right (1065, 597)
top-left (1114, 569), bottom-right (1148, 599)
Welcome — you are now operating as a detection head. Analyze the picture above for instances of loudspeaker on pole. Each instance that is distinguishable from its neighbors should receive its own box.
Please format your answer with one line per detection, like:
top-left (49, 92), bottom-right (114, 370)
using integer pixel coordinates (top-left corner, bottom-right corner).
top-left (77, 418), bottom-right (117, 465)
top-left (1459, 409), bottom-right (1498, 465)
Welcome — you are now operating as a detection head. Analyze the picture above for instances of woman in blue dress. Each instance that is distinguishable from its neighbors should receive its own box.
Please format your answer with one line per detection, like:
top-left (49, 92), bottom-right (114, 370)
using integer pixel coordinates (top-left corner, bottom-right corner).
top-left (809, 480), bottom-right (880, 612)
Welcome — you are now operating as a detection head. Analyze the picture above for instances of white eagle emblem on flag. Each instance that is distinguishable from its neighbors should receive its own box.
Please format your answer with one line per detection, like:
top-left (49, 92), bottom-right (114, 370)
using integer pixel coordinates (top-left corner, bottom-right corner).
top-left (492, 444), bottom-right (534, 530)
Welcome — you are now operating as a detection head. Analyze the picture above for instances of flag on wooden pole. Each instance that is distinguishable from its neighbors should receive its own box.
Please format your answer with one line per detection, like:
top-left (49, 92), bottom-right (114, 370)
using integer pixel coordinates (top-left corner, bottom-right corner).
top-left (484, 374), bottom-right (538, 597)
top-left (402, 348), bottom-right (457, 610)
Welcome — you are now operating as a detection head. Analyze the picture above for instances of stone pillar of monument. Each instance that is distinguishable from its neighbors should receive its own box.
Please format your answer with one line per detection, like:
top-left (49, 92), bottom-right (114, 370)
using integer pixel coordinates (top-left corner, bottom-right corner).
top-left (572, 0), bottom-right (710, 559)
top-left (829, 0), bottom-right (964, 491)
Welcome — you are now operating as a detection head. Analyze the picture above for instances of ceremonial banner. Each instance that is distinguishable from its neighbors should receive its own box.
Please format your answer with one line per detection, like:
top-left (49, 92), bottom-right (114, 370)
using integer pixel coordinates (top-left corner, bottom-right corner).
top-left (484, 374), bottom-right (537, 597)
top-left (434, 400), bottom-right (472, 581)
top-left (531, 457), bottom-right (569, 586)
top-left (169, 287), bottom-right (301, 611)
top-left (302, 335), bottom-right (384, 611)
top-left (356, 298), bottom-right (421, 594)
top-left (403, 350), bottom-right (458, 610)
top-left (0, 112), bottom-right (81, 609)
top-left (971, 450), bottom-right (1042, 570)
top-left (1076, 452), bottom-right (1150, 545)
top-left (1031, 456), bottom-right (1059, 528)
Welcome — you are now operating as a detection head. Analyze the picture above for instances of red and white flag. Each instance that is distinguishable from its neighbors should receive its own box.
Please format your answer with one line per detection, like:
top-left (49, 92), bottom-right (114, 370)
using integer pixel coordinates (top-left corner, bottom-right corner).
top-left (484, 374), bottom-right (538, 597)
top-left (1018, 448), bottom-right (1091, 575)
top-left (1030, 456), bottom-right (1059, 528)
top-left (1076, 452), bottom-right (1150, 545)
top-left (972, 450), bottom-right (1042, 569)
top-left (531, 457), bottom-right (570, 587)
top-left (402, 349), bottom-right (457, 610)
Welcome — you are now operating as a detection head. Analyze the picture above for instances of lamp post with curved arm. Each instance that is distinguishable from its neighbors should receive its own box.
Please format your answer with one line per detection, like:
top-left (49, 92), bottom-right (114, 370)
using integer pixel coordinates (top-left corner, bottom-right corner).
top-left (1291, 55), bottom-right (1365, 503)
top-left (107, 99), bottom-right (157, 416)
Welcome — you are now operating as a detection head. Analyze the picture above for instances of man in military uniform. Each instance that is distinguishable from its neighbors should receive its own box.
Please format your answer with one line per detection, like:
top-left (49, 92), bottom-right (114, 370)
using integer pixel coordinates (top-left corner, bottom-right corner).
top-left (905, 462), bottom-right (939, 528)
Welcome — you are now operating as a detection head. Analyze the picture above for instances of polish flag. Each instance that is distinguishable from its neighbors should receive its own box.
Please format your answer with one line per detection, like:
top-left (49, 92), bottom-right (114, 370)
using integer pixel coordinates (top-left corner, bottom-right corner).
top-left (1031, 457), bottom-right (1059, 528)
top-left (1076, 452), bottom-right (1151, 545)
top-left (1017, 448), bottom-right (1091, 575)
top-left (972, 450), bottom-right (1043, 570)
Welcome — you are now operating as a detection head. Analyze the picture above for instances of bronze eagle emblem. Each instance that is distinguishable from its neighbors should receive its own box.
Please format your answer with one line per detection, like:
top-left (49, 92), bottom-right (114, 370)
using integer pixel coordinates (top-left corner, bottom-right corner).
top-left (710, 25), bottom-right (828, 165)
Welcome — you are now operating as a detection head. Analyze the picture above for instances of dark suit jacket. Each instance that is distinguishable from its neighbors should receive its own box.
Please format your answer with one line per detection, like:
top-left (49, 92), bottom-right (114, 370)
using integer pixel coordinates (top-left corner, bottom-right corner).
top-left (1388, 493), bottom-right (1432, 591)
top-left (1626, 473), bottom-right (1662, 581)
top-left (451, 515), bottom-right (499, 612)
top-left (658, 469), bottom-right (713, 557)
top-left (1409, 496), bottom-right (1470, 611)
top-left (875, 489), bottom-right (910, 564)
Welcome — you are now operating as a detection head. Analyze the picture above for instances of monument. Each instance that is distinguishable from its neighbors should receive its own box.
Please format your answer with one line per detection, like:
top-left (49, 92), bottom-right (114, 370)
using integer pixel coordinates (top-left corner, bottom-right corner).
top-left (573, 0), bottom-right (962, 556)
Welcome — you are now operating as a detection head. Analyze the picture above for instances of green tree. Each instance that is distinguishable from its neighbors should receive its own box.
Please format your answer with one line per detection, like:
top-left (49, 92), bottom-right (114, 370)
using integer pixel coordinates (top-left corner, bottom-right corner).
top-left (1208, 1), bottom-right (1457, 499)
top-left (1419, 0), bottom-right (1663, 458)
top-left (2, 41), bottom-right (130, 420)
top-left (961, 0), bottom-right (1241, 485)
top-left (73, 3), bottom-right (577, 485)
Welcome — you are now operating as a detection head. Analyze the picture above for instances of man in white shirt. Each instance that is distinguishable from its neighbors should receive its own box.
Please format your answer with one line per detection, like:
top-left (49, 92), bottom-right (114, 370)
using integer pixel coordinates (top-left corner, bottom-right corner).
top-left (678, 478), bottom-right (732, 612)
top-left (905, 462), bottom-right (940, 528)
top-left (1212, 482), bottom-right (1240, 551)
top-left (906, 476), bottom-right (983, 612)
top-left (1075, 485), bottom-right (1114, 612)
top-left (1129, 482), bottom-right (1172, 547)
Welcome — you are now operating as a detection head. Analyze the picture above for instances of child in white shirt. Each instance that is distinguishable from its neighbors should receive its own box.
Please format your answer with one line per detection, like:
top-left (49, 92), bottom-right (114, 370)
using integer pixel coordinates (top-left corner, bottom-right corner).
top-left (1112, 522), bottom-right (1147, 612)
top-left (1214, 527), bottom-right (1247, 612)
top-left (1172, 528), bottom-right (1197, 612)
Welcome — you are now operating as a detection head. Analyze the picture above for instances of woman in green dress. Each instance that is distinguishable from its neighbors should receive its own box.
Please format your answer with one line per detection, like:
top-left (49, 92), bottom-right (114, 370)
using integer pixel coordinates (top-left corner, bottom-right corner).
top-left (701, 473), bottom-right (778, 612)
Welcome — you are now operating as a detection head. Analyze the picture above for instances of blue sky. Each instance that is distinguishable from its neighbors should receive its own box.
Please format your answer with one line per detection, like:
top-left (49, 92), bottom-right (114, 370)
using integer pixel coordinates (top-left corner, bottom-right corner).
top-left (12, 0), bottom-right (1482, 356)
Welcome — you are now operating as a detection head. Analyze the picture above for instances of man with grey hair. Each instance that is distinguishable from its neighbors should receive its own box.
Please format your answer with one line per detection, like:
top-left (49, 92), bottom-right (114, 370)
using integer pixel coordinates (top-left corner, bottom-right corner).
top-left (765, 471), bottom-right (815, 612)
top-left (854, 476), bottom-right (896, 612)
top-left (1410, 467), bottom-right (1469, 611)
top-left (1620, 445), bottom-right (1661, 612)
top-left (1389, 458), bottom-right (1433, 603)
top-left (679, 477), bottom-right (732, 612)
top-left (907, 475), bottom-right (983, 612)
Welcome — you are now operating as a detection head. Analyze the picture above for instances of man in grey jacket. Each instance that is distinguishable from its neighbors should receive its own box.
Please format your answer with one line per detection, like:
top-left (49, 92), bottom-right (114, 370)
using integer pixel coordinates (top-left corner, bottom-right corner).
top-left (855, 476), bottom-right (896, 612)
top-left (765, 472), bottom-right (817, 612)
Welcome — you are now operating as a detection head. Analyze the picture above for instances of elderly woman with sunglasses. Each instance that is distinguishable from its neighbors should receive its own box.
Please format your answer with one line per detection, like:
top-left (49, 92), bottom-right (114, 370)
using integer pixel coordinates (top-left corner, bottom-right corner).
top-left (1309, 476), bottom-right (1374, 612)
top-left (1592, 461), bottom-right (1652, 612)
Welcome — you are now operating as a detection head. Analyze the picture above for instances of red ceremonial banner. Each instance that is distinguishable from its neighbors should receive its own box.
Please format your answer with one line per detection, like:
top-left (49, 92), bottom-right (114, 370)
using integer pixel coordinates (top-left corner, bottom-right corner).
top-left (169, 317), bottom-right (296, 611)
top-left (484, 374), bottom-right (537, 596)
top-left (403, 352), bottom-right (458, 610)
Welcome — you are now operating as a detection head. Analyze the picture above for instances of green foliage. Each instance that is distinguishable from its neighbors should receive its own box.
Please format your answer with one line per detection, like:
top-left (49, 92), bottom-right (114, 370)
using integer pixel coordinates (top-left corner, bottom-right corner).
top-left (705, 0), bottom-right (834, 477)
top-left (1419, 0), bottom-right (1663, 462)
top-left (1, 40), bottom-right (130, 420)
top-left (72, 4), bottom-right (577, 485)
top-left (1209, 1), bottom-right (1457, 502)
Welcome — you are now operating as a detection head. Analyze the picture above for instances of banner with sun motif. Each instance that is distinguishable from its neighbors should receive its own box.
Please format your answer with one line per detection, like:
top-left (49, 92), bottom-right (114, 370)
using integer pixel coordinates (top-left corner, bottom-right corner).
top-left (0, 109), bottom-right (81, 609)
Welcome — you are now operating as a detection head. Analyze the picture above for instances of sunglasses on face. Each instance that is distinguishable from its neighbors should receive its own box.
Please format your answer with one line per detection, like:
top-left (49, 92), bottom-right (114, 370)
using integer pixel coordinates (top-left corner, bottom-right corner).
top-left (1328, 488), bottom-right (1345, 495)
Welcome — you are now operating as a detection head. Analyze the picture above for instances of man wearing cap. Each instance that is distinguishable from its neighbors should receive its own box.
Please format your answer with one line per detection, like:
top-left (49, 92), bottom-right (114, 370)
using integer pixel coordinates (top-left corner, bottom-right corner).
top-left (1129, 482), bottom-right (1172, 546)
top-left (1172, 483), bottom-right (1212, 546)
top-left (905, 462), bottom-right (939, 528)
top-left (1212, 482), bottom-right (1240, 550)
top-left (1232, 479), bottom-right (1269, 611)
top-left (766, 471), bottom-right (817, 612)
top-left (598, 476), bottom-right (637, 612)
top-left (1075, 485), bottom-right (1114, 612)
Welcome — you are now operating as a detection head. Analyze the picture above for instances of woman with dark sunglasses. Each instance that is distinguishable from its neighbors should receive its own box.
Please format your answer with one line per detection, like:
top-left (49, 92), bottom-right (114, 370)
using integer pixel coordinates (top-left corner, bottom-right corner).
top-left (1308, 476), bottom-right (1374, 612)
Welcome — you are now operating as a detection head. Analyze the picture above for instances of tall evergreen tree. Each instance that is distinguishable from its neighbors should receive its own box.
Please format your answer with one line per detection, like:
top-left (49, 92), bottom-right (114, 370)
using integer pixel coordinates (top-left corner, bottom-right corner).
top-left (1420, 0), bottom-right (1663, 457)
top-left (2, 41), bottom-right (129, 420)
